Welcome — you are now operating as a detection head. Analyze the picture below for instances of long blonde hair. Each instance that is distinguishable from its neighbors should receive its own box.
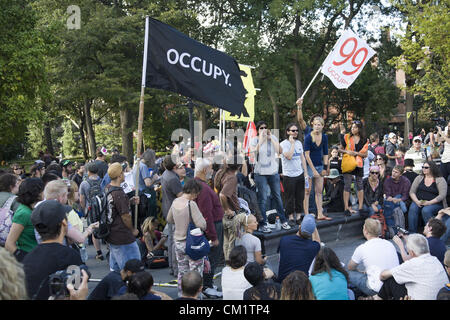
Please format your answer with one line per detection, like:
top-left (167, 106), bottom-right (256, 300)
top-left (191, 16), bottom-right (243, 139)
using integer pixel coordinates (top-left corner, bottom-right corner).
top-left (311, 116), bottom-right (325, 144)
top-left (141, 217), bottom-right (156, 240)
top-left (0, 248), bottom-right (28, 300)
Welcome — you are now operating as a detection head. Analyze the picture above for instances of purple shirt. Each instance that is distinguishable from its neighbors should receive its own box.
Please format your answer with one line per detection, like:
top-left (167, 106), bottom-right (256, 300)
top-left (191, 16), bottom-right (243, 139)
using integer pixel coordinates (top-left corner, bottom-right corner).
top-left (194, 177), bottom-right (224, 242)
top-left (383, 176), bottom-right (411, 201)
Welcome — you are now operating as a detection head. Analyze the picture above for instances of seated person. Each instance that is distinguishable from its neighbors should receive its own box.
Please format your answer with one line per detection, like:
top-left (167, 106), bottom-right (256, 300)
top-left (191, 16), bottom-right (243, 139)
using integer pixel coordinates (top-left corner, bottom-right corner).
top-left (176, 270), bottom-right (204, 300)
top-left (378, 234), bottom-right (448, 300)
top-left (393, 218), bottom-right (447, 264)
top-left (280, 270), bottom-right (315, 300)
top-left (323, 169), bottom-right (345, 213)
top-left (383, 165), bottom-right (411, 214)
top-left (362, 166), bottom-right (384, 216)
top-left (243, 262), bottom-right (281, 300)
top-left (436, 207), bottom-right (450, 244)
top-left (310, 247), bottom-right (351, 300)
top-left (402, 158), bottom-right (418, 185)
top-left (89, 259), bottom-right (144, 300)
top-left (234, 214), bottom-right (266, 265)
top-left (221, 245), bottom-right (252, 300)
top-left (437, 250), bottom-right (450, 300)
top-left (126, 271), bottom-right (161, 300)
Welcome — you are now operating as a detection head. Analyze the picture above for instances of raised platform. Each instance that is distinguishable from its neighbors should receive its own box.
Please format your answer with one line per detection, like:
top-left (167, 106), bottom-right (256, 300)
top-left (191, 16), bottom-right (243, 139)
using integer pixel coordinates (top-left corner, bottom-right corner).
top-left (253, 211), bottom-right (365, 257)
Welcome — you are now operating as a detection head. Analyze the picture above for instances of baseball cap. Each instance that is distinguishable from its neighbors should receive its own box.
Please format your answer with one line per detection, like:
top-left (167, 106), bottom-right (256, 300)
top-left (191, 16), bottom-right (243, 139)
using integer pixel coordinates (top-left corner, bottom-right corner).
top-left (108, 162), bottom-right (123, 180)
top-left (61, 159), bottom-right (73, 167)
top-left (413, 136), bottom-right (422, 142)
top-left (300, 214), bottom-right (316, 235)
top-left (388, 132), bottom-right (397, 139)
top-left (123, 259), bottom-right (145, 273)
top-left (31, 200), bottom-right (70, 233)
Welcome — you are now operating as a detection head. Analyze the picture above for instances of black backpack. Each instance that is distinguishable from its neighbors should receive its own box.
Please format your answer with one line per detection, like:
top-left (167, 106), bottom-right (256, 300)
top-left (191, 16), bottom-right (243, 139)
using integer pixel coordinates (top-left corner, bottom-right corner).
top-left (86, 179), bottom-right (118, 239)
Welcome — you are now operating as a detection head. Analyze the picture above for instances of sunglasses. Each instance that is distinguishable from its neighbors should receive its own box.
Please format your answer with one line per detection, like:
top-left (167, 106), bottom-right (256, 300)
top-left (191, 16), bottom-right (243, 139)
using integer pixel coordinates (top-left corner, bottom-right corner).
top-left (370, 172), bottom-right (380, 175)
top-left (259, 126), bottom-right (267, 130)
top-left (422, 166), bottom-right (430, 169)
top-left (289, 129), bottom-right (299, 132)
top-left (414, 140), bottom-right (421, 143)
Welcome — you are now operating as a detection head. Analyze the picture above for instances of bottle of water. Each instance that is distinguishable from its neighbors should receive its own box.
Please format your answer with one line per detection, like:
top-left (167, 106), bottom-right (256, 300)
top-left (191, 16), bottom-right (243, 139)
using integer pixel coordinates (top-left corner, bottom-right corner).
top-left (305, 176), bottom-right (309, 189)
top-left (275, 216), bottom-right (281, 231)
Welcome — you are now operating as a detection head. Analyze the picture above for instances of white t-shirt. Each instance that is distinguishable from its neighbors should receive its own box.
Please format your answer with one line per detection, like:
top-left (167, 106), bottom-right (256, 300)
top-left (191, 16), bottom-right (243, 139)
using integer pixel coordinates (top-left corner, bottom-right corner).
top-left (351, 238), bottom-right (399, 291)
top-left (391, 253), bottom-right (448, 300)
top-left (234, 233), bottom-right (262, 263)
top-left (280, 139), bottom-right (304, 177)
top-left (250, 136), bottom-right (279, 175)
top-left (221, 266), bottom-right (252, 300)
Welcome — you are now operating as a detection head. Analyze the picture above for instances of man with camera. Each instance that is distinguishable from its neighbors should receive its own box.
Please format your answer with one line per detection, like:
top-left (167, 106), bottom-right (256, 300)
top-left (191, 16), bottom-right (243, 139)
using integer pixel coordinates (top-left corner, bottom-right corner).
top-left (23, 200), bottom-right (86, 300)
top-left (392, 218), bottom-right (447, 264)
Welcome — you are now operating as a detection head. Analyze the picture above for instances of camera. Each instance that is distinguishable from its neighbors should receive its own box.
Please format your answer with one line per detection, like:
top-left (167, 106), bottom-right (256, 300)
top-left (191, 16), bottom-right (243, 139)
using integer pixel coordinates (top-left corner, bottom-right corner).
top-left (395, 226), bottom-right (409, 236)
top-left (49, 265), bottom-right (90, 298)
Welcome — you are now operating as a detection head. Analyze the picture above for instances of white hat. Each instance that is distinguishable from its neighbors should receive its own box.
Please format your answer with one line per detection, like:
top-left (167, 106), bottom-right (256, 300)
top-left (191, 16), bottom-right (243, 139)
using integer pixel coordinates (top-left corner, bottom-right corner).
top-left (388, 132), bottom-right (397, 139)
top-left (413, 136), bottom-right (422, 142)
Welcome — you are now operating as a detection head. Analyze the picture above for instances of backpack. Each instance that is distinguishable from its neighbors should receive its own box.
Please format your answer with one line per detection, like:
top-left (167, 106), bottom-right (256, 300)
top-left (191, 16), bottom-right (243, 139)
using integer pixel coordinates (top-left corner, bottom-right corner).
top-left (0, 195), bottom-right (17, 245)
top-left (371, 210), bottom-right (390, 239)
top-left (87, 185), bottom-right (121, 240)
top-left (386, 207), bottom-right (406, 238)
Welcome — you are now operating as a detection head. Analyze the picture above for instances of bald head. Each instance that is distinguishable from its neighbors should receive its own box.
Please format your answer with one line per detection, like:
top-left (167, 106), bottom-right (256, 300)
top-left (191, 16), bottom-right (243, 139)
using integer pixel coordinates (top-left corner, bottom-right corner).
top-left (181, 271), bottom-right (203, 298)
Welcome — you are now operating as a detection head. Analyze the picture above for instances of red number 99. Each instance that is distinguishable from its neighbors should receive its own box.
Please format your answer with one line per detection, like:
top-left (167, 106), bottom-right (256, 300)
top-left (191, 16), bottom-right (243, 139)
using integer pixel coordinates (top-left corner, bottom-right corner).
top-left (333, 37), bottom-right (369, 75)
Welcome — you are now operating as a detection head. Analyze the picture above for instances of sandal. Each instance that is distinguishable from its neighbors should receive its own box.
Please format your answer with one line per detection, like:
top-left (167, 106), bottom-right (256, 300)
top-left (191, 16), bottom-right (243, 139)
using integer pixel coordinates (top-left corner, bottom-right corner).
top-left (317, 216), bottom-right (332, 221)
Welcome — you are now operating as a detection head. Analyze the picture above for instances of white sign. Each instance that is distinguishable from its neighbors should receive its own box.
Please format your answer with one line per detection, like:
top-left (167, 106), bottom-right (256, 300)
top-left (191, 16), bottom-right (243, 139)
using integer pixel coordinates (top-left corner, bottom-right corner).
top-left (321, 29), bottom-right (376, 89)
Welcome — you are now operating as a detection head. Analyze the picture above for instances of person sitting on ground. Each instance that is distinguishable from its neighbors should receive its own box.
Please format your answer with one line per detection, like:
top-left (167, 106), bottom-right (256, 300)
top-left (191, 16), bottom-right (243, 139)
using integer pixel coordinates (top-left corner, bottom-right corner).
top-left (243, 262), bottom-right (281, 300)
top-left (362, 166), bottom-right (384, 216)
top-left (375, 153), bottom-right (390, 182)
top-left (5, 178), bottom-right (44, 262)
top-left (323, 169), bottom-right (345, 213)
top-left (139, 216), bottom-right (167, 264)
top-left (408, 161), bottom-right (448, 234)
top-left (393, 218), bottom-right (447, 264)
top-left (403, 158), bottom-right (418, 185)
top-left (0, 247), bottom-right (28, 299)
top-left (436, 250), bottom-right (450, 300)
top-left (235, 214), bottom-right (266, 265)
top-left (378, 234), bottom-right (448, 300)
top-left (126, 271), bottom-right (162, 300)
top-left (436, 207), bottom-right (450, 244)
top-left (176, 270), bottom-right (204, 300)
top-left (88, 258), bottom-right (144, 300)
top-left (280, 270), bottom-right (315, 300)
top-left (277, 214), bottom-right (321, 284)
top-left (221, 245), bottom-right (252, 300)
top-left (23, 200), bottom-right (85, 300)
top-left (310, 246), bottom-right (351, 300)
top-left (347, 218), bottom-right (399, 298)
top-left (327, 146), bottom-right (342, 176)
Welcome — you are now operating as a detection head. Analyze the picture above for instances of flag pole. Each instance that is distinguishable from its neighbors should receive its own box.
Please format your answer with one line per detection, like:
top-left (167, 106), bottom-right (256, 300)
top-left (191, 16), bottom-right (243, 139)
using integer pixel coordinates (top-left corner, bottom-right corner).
top-left (299, 66), bottom-right (322, 100)
top-left (134, 16), bottom-right (149, 230)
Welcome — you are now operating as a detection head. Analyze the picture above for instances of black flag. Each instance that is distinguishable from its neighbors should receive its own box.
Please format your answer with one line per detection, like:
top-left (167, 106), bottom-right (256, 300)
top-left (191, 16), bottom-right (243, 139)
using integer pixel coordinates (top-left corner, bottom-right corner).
top-left (144, 17), bottom-right (248, 117)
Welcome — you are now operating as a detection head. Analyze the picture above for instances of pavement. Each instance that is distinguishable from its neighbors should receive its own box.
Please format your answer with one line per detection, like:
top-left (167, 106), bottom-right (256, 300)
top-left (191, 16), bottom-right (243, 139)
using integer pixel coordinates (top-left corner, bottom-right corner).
top-left (84, 233), bottom-right (367, 300)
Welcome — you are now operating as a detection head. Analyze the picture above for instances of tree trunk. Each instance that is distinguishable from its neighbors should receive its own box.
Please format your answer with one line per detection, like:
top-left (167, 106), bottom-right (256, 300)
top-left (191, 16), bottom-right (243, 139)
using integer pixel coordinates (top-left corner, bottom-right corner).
top-left (84, 98), bottom-right (96, 158)
top-left (120, 100), bottom-right (134, 163)
top-left (268, 91), bottom-right (279, 130)
top-left (404, 80), bottom-right (415, 148)
top-left (43, 120), bottom-right (54, 155)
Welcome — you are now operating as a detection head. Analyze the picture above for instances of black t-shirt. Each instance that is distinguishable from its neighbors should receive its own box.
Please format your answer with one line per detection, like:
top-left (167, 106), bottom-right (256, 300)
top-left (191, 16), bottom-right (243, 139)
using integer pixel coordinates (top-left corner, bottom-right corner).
top-left (329, 157), bottom-right (342, 174)
top-left (106, 188), bottom-right (136, 245)
top-left (403, 171), bottom-right (418, 185)
top-left (23, 242), bottom-right (83, 300)
top-left (416, 179), bottom-right (439, 201)
top-left (87, 271), bottom-right (124, 300)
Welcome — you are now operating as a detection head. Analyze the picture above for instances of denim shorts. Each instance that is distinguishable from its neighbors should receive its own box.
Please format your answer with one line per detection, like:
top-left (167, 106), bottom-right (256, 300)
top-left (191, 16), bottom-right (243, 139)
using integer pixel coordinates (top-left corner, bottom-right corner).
top-left (307, 165), bottom-right (324, 178)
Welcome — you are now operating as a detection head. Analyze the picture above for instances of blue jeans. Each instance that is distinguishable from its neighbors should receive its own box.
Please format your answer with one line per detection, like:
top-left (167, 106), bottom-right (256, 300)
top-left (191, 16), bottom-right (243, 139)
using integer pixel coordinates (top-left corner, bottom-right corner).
top-left (347, 270), bottom-right (377, 297)
top-left (440, 214), bottom-right (450, 243)
top-left (383, 195), bottom-right (407, 227)
top-left (363, 204), bottom-right (382, 216)
top-left (109, 240), bottom-right (141, 272)
top-left (254, 173), bottom-right (287, 223)
top-left (407, 202), bottom-right (444, 233)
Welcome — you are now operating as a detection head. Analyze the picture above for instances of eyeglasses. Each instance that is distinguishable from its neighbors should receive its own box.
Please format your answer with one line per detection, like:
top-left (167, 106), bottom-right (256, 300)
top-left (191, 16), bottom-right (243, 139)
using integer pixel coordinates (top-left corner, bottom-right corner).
top-left (370, 172), bottom-right (380, 175)
top-left (422, 166), bottom-right (430, 169)
top-left (414, 140), bottom-right (421, 143)
top-left (289, 129), bottom-right (299, 132)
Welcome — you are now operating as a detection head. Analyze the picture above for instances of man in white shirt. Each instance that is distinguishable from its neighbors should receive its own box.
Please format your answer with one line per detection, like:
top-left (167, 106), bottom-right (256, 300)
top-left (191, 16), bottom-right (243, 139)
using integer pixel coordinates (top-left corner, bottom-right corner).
top-left (347, 218), bottom-right (399, 297)
top-left (378, 233), bottom-right (448, 300)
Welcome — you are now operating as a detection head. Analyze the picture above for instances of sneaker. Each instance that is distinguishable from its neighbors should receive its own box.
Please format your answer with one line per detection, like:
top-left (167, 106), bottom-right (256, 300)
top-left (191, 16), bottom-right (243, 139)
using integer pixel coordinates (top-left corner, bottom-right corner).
top-left (203, 287), bottom-right (223, 299)
top-left (281, 222), bottom-right (291, 230)
top-left (260, 225), bottom-right (272, 233)
top-left (288, 219), bottom-right (296, 226)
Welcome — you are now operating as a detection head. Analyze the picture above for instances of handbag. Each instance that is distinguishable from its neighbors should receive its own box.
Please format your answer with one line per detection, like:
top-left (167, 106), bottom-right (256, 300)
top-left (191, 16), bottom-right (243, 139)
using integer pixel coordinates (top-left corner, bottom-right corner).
top-left (341, 134), bottom-right (357, 173)
top-left (185, 201), bottom-right (210, 261)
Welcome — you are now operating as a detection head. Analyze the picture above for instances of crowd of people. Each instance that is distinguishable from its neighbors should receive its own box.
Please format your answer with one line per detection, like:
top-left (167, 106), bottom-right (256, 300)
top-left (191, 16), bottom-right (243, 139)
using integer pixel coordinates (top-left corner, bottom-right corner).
top-left (0, 98), bottom-right (449, 301)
